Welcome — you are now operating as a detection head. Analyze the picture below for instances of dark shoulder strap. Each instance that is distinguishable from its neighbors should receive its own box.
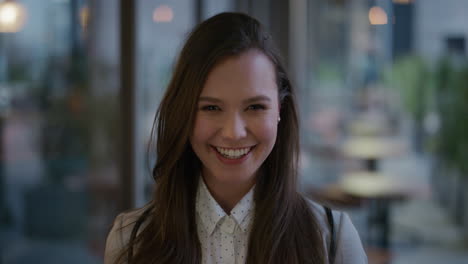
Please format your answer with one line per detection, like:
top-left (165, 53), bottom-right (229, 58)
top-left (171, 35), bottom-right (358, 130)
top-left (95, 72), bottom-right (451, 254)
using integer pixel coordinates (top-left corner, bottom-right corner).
top-left (324, 206), bottom-right (337, 264)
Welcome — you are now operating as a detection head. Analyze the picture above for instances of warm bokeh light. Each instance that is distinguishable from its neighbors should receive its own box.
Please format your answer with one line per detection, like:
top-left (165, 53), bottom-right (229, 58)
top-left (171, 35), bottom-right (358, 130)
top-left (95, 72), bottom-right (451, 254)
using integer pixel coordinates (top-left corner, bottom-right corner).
top-left (79, 5), bottom-right (89, 30)
top-left (0, 1), bottom-right (26, 33)
top-left (393, 0), bottom-right (413, 4)
top-left (369, 6), bottom-right (388, 25)
top-left (153, 5), bottom-right (173, 23)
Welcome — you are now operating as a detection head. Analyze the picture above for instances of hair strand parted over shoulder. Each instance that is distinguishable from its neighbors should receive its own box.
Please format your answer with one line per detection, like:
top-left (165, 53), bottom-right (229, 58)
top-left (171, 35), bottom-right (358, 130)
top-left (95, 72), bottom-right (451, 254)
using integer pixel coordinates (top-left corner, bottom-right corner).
top-left (116, 12), bottom-right (326, 264)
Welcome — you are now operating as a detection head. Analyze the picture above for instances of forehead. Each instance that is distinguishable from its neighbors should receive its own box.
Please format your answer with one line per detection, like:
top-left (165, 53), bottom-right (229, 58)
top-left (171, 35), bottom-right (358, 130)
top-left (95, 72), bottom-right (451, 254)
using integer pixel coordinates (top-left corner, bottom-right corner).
top-left (200, 50), bottom-right (278, 98)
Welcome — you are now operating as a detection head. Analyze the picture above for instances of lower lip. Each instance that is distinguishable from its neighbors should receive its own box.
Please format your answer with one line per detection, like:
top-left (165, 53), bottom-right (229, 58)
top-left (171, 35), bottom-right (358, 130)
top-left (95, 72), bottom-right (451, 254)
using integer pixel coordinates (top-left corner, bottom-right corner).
top-left (212, 146), bottom-right (253, 165)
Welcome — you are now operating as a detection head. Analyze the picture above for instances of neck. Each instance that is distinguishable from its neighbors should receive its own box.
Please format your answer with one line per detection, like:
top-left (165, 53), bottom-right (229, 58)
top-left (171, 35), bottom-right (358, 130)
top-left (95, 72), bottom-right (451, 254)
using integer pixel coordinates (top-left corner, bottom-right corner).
top-left (202, 174), bottom-right (255, 213)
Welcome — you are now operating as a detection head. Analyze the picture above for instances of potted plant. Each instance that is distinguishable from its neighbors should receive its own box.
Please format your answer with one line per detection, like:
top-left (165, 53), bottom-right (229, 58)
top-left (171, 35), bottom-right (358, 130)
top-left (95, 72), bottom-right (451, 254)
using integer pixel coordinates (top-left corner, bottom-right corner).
top-left (383, 56), bottom-right (431, 153)
top-left (430, 58), bottom-right (468, 229)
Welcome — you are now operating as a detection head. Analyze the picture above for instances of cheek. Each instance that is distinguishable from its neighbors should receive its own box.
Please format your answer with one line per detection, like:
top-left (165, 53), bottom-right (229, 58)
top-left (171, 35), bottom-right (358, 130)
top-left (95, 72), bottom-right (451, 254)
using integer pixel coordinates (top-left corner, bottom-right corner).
top-left (191, 117), bottom-right (215, 145)
top-left (252, 117), bottom-right (278, 144)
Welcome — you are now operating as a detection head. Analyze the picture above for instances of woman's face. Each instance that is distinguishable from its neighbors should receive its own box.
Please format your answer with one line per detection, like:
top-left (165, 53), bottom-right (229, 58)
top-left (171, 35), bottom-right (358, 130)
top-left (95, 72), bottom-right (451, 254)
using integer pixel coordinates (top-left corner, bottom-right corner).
top-left (190, 49), bottom-right (280, 187)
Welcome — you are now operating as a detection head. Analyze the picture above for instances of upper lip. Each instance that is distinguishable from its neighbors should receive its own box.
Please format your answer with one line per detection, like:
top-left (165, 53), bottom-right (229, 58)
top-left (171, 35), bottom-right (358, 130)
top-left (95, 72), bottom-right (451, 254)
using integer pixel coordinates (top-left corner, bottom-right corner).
top-left (212, 145), bottom-right (255, 150)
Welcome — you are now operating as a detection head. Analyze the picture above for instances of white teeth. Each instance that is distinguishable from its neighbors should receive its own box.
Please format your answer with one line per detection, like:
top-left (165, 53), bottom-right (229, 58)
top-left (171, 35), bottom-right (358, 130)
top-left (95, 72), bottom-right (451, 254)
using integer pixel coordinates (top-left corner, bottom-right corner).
top-left (215, 146), bottom-right (252, 159)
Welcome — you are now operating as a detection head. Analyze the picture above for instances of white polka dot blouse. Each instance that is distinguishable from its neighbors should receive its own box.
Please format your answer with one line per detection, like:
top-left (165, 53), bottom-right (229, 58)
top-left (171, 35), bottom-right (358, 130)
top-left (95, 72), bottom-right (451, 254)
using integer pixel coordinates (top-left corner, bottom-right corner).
top-left (196, 179), bottom-right (254, 264)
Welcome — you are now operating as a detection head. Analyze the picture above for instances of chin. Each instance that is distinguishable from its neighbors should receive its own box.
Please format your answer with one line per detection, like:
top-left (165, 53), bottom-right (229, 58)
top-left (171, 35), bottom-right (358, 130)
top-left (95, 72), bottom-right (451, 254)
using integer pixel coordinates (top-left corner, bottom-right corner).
top-left (205, 167), bottom-right (258, 185)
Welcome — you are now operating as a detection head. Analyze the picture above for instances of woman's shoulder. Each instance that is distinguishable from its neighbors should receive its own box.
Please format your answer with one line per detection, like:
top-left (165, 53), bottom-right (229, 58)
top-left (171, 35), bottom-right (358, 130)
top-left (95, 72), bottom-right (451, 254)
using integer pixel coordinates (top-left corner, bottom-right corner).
top-left (116, 205), bottom-right (149, 228)
top-left (104, 204), bottom-right (151, 264)
top-left (305, 199), bottom-right (368, 264)
top-left (305, 199), bottom-right (342, 228)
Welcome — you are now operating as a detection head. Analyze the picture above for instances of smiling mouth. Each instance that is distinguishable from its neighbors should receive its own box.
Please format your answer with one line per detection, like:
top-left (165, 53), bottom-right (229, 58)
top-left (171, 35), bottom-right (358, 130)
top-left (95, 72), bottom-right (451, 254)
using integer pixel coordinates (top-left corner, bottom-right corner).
top-left (213, 146), bottom-right (255, 159)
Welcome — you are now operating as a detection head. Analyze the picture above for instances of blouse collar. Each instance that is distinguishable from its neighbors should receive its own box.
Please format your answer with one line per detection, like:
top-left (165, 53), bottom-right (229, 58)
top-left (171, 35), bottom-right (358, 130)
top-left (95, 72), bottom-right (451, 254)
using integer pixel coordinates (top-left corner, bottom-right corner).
top-left (196, 178), bottom-right (255, 236)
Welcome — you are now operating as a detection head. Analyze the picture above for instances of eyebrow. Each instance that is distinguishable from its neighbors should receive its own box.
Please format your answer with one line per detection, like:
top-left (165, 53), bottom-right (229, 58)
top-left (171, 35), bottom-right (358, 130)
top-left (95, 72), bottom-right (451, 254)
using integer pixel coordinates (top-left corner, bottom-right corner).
top-left (198, 95), bottom-right (272, 104)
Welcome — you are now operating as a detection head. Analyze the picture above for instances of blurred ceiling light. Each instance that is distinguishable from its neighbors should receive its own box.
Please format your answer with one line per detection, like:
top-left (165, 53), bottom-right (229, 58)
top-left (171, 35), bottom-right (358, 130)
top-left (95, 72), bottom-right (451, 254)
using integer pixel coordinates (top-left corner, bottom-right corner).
top-left (369, 6), bottom-right (387, 25)
top-left (153, 5), bottom-right (173, 23)
top-left (79, 5), bottom-right (89, 29)
top-left (342, 136), bottom-right (405, 159)
top-left (393, 0), bottom-right (413, 4)
top-left (0, 0), bottom-right (27, 33)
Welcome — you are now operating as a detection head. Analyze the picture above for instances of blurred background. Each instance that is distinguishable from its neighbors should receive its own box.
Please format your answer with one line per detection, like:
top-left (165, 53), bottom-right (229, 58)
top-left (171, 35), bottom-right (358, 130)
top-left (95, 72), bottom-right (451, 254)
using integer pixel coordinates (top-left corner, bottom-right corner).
top-left (0, 0), bottom-right (467, 263)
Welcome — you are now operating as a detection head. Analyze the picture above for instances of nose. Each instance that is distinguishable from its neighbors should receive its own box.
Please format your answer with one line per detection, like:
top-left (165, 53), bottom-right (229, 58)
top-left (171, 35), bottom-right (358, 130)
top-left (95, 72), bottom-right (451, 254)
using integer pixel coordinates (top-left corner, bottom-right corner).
top-left (220, 113), bottom-right (247, 140)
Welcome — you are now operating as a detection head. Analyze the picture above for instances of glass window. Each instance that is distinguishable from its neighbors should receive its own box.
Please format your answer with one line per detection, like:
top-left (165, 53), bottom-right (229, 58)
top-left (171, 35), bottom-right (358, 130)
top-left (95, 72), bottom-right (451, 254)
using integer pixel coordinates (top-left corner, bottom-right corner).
top-left (203, 0), bottom-right (235, 19)
top-left (300, 1), bottom-right (468, 263)
top-left (0, 0), bottom-right (120, 263)
top-left (134, 0), bottom-right (195, 206)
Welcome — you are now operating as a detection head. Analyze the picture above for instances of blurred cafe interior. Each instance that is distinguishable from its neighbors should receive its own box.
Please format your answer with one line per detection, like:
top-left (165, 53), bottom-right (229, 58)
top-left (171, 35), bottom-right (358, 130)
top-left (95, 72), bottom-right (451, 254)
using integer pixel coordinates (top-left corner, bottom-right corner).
top-left (0, 0), bottom-right (468, 263)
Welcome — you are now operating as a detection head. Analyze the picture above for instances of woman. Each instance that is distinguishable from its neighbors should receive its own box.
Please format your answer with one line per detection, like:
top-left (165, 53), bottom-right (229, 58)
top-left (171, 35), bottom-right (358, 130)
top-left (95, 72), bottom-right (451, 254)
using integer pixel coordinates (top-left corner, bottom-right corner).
top-left (104, 12), bottom-right (367, 264)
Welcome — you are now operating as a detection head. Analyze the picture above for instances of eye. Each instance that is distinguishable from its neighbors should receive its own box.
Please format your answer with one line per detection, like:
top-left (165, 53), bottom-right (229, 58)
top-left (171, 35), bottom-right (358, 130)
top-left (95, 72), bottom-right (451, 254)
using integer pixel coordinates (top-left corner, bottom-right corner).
top-left (201, 105), bottom-right (220, 111)
top-left (247, 104), bottom-right (266, 111)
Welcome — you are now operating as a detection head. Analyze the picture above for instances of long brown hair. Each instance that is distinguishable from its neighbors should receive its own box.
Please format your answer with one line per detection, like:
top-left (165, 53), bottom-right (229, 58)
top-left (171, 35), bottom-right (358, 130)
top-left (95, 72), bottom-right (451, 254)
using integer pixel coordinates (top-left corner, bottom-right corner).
top-left (117, 12), bottom-right (325, 264)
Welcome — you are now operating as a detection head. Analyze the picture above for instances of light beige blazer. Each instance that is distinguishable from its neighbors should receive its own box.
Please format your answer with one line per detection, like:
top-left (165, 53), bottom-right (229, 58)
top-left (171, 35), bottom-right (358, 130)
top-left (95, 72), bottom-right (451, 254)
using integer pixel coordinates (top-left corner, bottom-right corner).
top-left (104, 201), bottom-right (368, 264)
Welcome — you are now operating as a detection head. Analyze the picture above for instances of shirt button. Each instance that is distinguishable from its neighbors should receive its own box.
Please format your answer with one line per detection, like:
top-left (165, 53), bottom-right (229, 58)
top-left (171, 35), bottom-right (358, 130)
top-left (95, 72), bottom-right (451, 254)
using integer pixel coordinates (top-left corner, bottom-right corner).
top-left (221, 216), bottom-right (236, 234)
